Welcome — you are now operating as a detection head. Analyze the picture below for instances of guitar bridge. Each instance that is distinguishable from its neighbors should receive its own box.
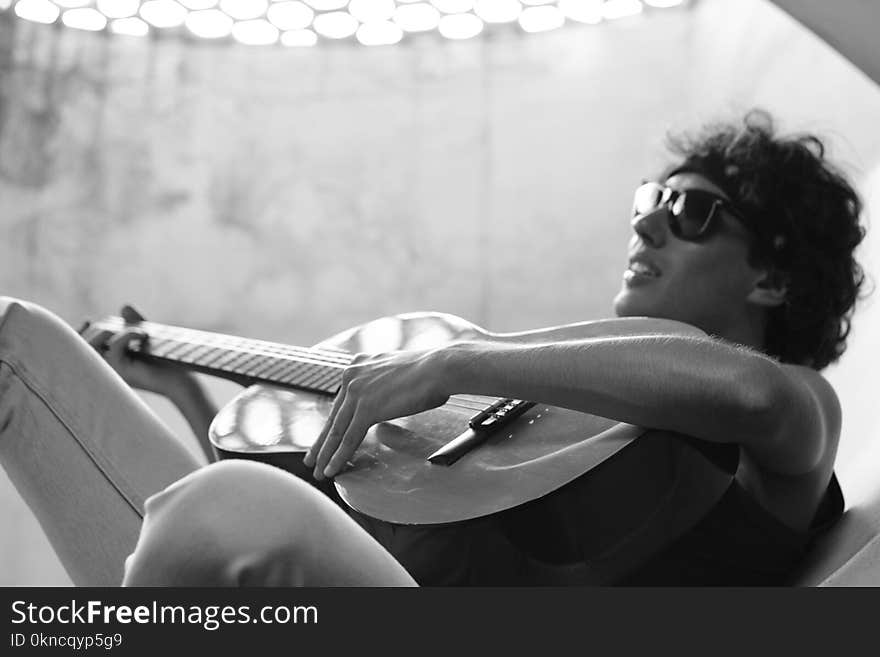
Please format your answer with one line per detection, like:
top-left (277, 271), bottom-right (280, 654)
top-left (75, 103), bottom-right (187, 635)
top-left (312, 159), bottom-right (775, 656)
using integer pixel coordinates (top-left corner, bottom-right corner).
top-left (468, 398), bottom-right (535, 431)
top-left (427, 399), bottom-right (535, 466)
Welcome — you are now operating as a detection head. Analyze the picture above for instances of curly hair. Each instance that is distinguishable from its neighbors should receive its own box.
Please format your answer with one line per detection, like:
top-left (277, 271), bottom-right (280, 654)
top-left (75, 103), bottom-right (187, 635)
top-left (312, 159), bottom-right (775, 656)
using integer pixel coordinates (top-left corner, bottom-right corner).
top-left (662, 110), bottom-right (866, 370)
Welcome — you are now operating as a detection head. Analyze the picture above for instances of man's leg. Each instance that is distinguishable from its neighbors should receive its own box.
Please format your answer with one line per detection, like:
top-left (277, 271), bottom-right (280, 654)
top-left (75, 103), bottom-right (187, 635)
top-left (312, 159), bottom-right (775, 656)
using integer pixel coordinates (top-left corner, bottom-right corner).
top-left (0, 297), bottom-right (202, 585)
top-left (122, 459), bottom-right (418, 586)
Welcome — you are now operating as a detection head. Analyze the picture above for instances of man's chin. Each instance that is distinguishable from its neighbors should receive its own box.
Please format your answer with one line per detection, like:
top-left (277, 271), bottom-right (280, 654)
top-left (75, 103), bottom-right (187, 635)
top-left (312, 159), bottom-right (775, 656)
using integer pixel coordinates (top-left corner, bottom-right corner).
top-left (612, 288), bottom-right (653, 318)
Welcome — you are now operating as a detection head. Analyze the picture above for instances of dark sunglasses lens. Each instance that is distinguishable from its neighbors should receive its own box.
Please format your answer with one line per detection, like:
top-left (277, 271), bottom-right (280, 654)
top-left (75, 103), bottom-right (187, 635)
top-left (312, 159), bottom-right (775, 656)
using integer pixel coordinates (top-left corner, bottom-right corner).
top-left (671, 191), bottom-right (715, 239)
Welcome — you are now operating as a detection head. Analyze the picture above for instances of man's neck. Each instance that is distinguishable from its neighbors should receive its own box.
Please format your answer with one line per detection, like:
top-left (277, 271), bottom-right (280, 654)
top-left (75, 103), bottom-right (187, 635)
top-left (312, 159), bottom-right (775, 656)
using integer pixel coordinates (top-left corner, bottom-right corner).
top-left (713, 309), bottom-right (768, 353)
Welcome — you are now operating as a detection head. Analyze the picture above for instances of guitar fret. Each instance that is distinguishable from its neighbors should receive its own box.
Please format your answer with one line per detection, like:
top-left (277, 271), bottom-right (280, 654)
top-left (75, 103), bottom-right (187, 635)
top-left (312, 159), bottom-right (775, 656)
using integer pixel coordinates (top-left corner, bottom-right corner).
top-left (142, 337), bottom-right (170, 353)
top-left (176, 341), bottom-right (210, 359)
top-left (220, 351), bottom-right (256, 370)
top-left (194, 348), bottom-right (228, 367)
top-left (162, 342), bottom-right (196, 360)
top-left (213, 351), bottom-right (246, 369)
top-left (147, 340), bottom-right (177, 358)
top-left (316, 369), bottom-right (342, 388)
top-left (241, 357), bottom-right (274, 378)
top-left (179, 344), bottom-right (215, 364)
top-left (295, 367), bottom-right (327, 389)
top-left (276, 370), bottom-right (303, 385)
top-left (261, 361), bottom-right (292, 381)
top-left (258, 358), bottom-right (287, 377)
top-left (227, 353), bottom-right (260, 373)
top-left (273, 363), bottom-right (300, 381)
top-left (315, 369), bottom-right (342, 386)
top-left (286, 362), bottom-right (318, 379)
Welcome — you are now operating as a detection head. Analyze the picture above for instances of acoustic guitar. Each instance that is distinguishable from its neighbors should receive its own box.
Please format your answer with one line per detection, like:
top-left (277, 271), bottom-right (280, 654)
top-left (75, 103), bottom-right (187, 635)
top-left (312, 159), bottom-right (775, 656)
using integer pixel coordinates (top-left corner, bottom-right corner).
top-left (82, 310), bottom-right (737, 568)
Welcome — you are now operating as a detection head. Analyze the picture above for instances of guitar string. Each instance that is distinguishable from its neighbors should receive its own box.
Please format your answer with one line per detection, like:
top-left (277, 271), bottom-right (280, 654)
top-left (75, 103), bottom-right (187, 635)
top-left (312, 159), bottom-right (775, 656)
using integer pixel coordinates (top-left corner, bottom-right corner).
top-left (96, 318), bottom-right (500, 411)
top-left (141, 321), bottom-right (352, 365)
top-left (96, 318), bottom-right (350, 366)
top-left (100, 320), bottom-right (490, 401)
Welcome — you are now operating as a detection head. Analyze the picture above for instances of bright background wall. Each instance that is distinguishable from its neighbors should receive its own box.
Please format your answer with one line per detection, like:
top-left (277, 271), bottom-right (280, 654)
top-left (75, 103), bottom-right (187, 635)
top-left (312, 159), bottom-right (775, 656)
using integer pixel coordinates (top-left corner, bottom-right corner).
top-left (2, 0), bottom-right (879, 585)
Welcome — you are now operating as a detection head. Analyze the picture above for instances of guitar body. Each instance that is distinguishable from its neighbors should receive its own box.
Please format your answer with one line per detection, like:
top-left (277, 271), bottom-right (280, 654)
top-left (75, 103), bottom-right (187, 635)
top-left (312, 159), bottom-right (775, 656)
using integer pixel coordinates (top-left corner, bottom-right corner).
top-left (209, 312), bottom-right (736, 533)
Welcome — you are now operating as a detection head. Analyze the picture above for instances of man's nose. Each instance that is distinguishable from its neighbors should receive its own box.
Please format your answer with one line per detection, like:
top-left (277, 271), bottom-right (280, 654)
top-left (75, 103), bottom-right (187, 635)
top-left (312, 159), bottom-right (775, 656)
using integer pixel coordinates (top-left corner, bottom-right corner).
top-left (630, 207), bottom-right (668, 248)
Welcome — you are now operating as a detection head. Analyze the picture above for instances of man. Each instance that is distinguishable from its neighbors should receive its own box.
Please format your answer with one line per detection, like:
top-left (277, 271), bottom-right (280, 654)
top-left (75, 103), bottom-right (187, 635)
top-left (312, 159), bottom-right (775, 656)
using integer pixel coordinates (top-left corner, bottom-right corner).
top-left (0, 111), bottom-right (864, 586)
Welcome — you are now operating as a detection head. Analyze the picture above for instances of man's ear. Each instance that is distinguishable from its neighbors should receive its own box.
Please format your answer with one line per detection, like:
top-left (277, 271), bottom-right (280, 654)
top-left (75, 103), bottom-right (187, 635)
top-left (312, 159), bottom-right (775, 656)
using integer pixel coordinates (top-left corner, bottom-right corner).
top-left (746, 270), bottom-right (788, 307)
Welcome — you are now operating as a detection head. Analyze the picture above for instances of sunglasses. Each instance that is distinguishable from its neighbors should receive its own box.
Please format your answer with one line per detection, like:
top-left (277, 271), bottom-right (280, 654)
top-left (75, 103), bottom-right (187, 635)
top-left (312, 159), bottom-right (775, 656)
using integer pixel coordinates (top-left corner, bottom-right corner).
top-left (632, 181), bottom-right (749, 241)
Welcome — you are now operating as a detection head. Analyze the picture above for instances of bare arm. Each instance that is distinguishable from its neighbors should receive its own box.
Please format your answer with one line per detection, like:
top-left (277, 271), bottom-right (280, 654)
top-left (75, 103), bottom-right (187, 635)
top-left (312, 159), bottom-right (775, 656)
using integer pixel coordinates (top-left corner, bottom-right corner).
top-left (307, 329), bottom-right (838, 479)
top-left (483, 316), bottom-right (703, 345)
top-left (162, 373), bottom-right (221, 461)
top-left (442, 335), bottom-right (836, 475)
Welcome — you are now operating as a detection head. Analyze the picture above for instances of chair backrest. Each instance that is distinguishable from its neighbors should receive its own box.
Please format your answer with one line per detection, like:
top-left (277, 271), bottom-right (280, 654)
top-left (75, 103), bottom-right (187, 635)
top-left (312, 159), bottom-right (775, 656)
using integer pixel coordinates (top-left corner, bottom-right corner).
top-left (790, 454), bottom-right (880, 586)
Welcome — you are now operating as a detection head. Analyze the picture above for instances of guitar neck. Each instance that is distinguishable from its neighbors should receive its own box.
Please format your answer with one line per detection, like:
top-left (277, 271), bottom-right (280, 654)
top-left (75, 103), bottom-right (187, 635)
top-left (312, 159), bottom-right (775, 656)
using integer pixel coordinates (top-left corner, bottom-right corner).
top-left (90, 317), bottom-right (349, 396)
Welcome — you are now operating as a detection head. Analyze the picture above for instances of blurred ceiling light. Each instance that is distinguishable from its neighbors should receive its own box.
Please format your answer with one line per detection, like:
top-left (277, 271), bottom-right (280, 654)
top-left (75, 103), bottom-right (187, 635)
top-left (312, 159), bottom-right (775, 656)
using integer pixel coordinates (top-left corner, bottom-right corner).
top-left (431, 0), bottom-right (473, 15)
top-left (518, 4), bottom-right (564, 32)
top-left (473, 0), bottom-right (520, 24)
top-left (303, 0), bottom-right (347, 10)
top-left (185, 8), bottom-right (232, 37)
top-left (62, 6), bottom-right (107, 30)
top-left (97, 0), bottom-right (140, 18)
top-left (356, 20), bottom-right (403, 45)
top-left (267, 1), bottom-right (313, 30)
top-left (232, 18), bottom-right (279, 44)
top-left (602, 0), bottom-right (643, 20)
top-left (53, 0), bottom-right (90, 8)
top-left (140, 0), bottom-right (187, 28)
top-left (110, 15), bottom-right (149, 34)
top-left (14, 0), bottom-right (60, 23)
top-left (438, 11), bottom-right (482, 39)
top-left (281, 27), bottom-right (317, 45)
top-left (348, 0), bottom-right (395, 22)
top-left (219, 0), bottom-right (268, 20)
top-left (179, 0), bottom-right (217, 9)
top-left (312, 10), bottom-right (357, 38)
top-left (393, 2), bottom-right (439, 32)
top-left (559, 0), bottom-right (602, 24)
top-left (1, 0), bottom-right (686, 44)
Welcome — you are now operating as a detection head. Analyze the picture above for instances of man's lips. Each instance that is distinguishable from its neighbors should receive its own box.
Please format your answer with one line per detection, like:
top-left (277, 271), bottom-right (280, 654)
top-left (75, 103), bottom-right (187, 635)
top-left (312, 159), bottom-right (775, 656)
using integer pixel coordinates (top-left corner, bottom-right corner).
top-left (627, 255), bottom-right (662, 278)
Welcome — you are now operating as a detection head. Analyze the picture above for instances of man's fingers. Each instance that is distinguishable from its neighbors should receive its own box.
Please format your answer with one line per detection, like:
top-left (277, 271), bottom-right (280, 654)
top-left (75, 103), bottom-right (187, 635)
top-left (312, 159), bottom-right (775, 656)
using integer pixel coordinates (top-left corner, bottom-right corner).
top-left (86, 329), bottom-right (115, 352)
top-left (304, 390), bottom-right (345, 467)
top-left (312, 396), bottom-right (358, 479)
top-left (324, 413), bottom-right (371, 478)
top-left (106, 328), bottom-right (148, 358)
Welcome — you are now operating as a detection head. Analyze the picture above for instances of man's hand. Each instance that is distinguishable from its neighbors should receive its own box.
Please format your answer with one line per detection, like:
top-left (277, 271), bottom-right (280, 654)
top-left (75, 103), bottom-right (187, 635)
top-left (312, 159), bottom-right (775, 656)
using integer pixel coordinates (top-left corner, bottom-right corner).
top-left (303, 348), bottom-right (454, 480)
top-left (82, 305), bottom-right (192, 398)
top-left (81, 305), bottom-right (220, 461)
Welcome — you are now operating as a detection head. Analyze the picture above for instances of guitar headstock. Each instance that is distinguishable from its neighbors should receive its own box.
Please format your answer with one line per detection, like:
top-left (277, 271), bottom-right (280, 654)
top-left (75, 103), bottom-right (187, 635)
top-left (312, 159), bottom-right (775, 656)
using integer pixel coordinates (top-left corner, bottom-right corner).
top-left (78, 304), bottom-right (146, 338)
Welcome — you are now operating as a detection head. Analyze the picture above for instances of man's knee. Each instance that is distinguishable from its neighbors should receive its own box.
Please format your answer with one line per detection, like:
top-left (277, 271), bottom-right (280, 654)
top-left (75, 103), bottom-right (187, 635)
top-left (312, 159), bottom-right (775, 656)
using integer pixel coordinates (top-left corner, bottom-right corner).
top-left (123, 460), bottom-right (326, 585)
top-left (1, 297), bottom-right (55, 327)
top-left (0, 297), bottom-right (81, 357)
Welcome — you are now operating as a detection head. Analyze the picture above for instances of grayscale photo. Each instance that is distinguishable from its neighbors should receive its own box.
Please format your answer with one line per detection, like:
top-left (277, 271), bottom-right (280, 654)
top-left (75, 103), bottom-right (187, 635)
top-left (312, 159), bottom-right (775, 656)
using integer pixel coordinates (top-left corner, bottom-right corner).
top-left (0, 0), bottom-right (878, 611)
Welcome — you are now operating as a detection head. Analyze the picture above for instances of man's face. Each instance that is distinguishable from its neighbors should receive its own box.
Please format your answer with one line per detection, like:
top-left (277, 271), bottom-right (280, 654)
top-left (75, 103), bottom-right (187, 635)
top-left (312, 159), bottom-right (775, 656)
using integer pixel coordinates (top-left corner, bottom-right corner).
top-left (612, 172), bottom-right (764, 336)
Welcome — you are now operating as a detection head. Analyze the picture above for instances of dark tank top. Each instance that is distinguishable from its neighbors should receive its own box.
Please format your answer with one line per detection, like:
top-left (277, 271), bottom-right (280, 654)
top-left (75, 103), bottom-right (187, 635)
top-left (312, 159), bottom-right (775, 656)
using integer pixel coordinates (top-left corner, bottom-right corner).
top-left (492, 440), bottom-right (845, 586)
top-left (349, 441), bottom-right (845, 586)
top-left (614, 472), bottom-right (845, 586)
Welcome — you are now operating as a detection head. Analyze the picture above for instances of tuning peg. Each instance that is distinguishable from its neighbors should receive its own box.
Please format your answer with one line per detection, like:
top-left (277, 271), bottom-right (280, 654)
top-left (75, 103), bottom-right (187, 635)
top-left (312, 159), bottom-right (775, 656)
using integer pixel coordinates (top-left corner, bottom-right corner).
top-left (121, 304), bottom-right (146, 324)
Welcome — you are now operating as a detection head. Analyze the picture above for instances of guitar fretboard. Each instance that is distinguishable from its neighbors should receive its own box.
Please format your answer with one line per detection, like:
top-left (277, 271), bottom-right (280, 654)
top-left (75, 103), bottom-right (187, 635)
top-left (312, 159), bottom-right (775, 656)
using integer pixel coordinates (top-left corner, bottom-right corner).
top-left (92, 317), bottom-right (350, 395)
